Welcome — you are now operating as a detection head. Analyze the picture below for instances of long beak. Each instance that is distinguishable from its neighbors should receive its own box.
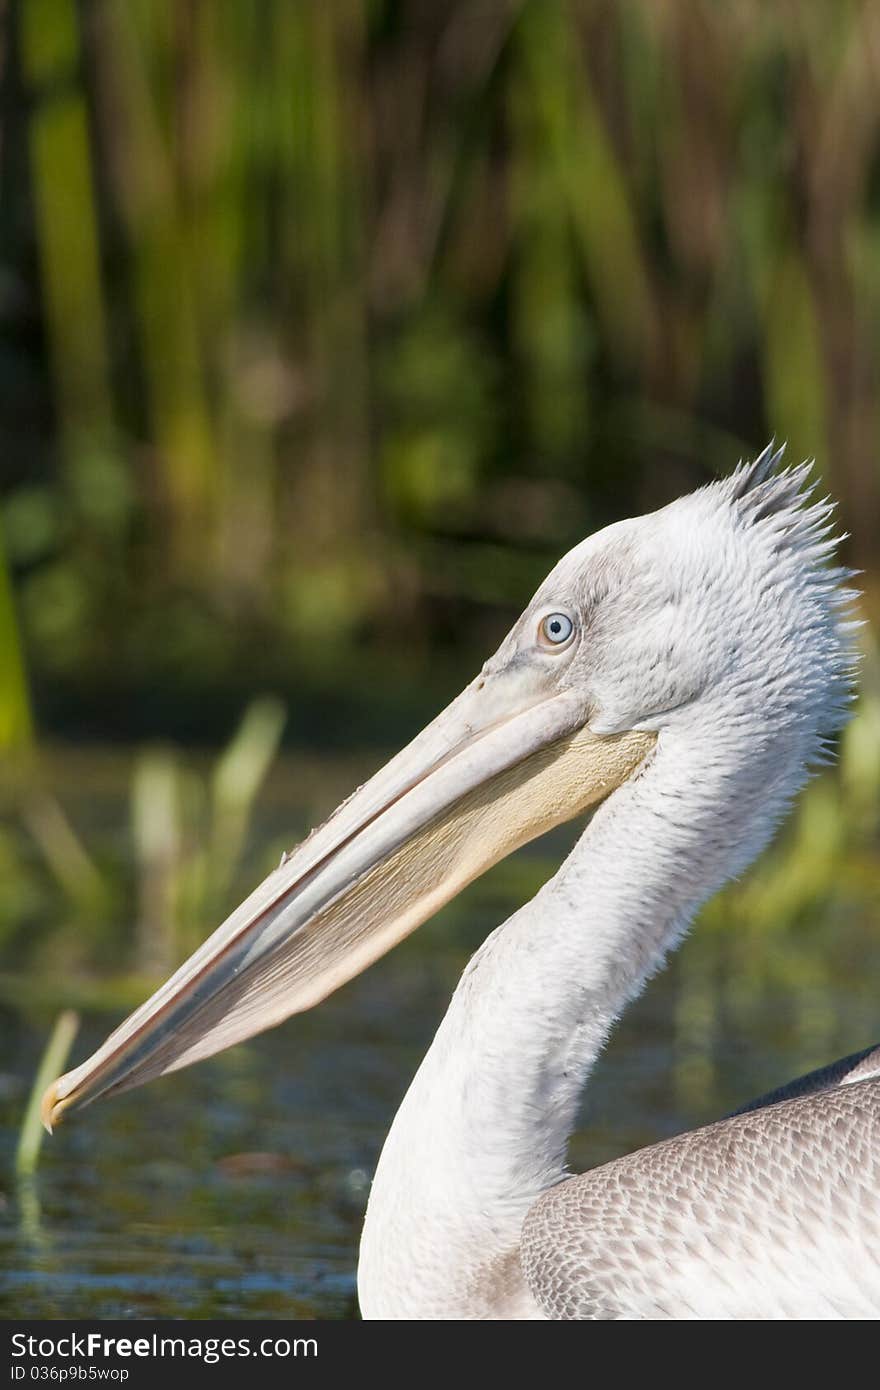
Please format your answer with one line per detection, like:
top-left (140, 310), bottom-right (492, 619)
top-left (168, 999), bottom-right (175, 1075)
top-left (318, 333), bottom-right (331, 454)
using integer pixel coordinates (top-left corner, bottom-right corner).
top-left (42, 670), bottom-right (654, 1129)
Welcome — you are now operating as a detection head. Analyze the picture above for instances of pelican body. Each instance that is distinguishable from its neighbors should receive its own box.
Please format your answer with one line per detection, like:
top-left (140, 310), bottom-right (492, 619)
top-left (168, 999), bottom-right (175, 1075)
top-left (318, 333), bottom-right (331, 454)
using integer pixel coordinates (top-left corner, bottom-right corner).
top-left (43, 446), bottom-right (880, 1319)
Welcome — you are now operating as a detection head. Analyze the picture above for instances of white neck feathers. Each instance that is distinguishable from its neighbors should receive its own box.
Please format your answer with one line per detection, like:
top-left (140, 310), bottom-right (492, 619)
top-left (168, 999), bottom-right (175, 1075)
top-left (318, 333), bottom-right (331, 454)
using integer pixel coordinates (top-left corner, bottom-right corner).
top-left (358, 706), bottom-right (799, 1318)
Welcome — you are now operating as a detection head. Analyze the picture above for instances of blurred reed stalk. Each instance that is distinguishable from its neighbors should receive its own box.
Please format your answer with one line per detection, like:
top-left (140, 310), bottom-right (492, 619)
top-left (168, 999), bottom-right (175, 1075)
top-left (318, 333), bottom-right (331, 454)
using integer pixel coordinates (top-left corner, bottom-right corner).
top-left (19, 0), bottom-right (114, 449)
top-left (15, 1008), bottom-right (79, 1176)
top-left (0, 528), bottom-right (33, 755)
top-left (132, 695), bottom-right (286, 972)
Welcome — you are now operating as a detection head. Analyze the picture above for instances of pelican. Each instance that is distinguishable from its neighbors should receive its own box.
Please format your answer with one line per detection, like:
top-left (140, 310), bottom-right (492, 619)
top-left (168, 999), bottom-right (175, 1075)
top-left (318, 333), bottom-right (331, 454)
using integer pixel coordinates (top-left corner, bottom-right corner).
top-left (42, 444), bottom-right (880, 1319)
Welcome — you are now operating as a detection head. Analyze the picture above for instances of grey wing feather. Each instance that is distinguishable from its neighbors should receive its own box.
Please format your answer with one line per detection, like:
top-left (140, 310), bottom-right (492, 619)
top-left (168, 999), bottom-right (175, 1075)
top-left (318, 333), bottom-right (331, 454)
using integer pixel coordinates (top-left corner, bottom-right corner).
top-left (521, 1052), bottom-right (880, 1320)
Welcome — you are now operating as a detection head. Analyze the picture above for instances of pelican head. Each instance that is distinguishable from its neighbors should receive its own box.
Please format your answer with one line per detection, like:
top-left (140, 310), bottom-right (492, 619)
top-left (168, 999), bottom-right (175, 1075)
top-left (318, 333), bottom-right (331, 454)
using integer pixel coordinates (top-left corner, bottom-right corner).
top-left (42, 444), bottom-right (856, 1128)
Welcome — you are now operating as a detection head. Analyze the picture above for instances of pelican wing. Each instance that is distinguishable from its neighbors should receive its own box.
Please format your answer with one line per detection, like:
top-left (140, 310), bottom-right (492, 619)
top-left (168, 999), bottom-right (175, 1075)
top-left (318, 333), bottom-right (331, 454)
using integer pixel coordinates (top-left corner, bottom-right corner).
top-left (521, 1049), bottom-right (880, 1320)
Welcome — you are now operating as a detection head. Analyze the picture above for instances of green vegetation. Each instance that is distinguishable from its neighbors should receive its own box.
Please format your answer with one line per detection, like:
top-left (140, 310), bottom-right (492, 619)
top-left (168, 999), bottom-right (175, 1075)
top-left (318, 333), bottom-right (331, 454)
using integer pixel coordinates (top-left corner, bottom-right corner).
top-left (1, 1), bottom-right (878, 736)
top-left (15, 1008), bottom-right (78, 1175)
top-left (0, 697), bottom-right (287, 1006)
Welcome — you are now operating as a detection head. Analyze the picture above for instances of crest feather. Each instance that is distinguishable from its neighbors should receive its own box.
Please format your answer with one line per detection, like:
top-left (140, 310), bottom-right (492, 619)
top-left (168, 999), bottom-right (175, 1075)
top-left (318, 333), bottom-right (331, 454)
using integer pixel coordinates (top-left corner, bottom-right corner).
top-left (705, 441), bottom-right (863, 743)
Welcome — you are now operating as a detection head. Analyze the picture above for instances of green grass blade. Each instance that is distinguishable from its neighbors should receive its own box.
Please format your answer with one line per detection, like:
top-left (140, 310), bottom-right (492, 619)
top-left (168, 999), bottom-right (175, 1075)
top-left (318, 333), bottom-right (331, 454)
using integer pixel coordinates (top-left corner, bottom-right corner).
top-left (208, 696), bottom-right (286, 910)
top-left (15, 1009), bottom-right (80, 1176)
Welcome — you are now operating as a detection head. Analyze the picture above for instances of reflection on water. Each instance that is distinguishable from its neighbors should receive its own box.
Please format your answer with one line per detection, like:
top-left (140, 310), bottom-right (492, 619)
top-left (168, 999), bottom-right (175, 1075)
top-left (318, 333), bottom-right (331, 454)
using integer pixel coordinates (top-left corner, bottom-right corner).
top-left (1, 767), bottom-right (878, 1320)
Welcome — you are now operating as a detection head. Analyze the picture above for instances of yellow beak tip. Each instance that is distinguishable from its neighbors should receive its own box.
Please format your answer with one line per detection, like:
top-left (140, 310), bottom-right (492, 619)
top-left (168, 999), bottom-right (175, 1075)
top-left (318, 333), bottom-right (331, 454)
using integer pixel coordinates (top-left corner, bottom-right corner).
top-left (40, 1079), bottom-right (63, 1134)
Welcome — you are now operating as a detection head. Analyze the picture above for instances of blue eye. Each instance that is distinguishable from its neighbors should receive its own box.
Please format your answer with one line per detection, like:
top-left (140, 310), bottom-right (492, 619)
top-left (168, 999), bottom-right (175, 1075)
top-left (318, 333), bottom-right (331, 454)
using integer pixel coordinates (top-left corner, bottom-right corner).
top-left (540, 612), bottom-right (574, 646)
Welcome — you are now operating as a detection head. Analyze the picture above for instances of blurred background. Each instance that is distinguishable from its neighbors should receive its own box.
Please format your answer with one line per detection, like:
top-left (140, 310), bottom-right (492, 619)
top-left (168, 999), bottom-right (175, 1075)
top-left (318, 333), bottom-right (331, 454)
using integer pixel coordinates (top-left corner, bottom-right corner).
top-left (1, 0), bottom-right (879, 1319)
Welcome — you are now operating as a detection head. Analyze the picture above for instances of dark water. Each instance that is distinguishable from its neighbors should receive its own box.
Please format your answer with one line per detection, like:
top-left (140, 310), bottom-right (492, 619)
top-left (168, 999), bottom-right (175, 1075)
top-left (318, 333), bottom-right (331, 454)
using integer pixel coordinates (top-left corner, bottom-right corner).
top-left (1, 765), bottom-right (878, 1320)
top-left (4, 933), bottom-right (879, 1321)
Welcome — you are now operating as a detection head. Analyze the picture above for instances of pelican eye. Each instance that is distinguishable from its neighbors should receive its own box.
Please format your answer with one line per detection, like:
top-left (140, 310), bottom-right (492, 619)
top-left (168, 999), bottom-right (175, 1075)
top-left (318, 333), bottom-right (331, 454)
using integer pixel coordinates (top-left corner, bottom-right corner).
top-left (539, 612), bottom-right (575, 648)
